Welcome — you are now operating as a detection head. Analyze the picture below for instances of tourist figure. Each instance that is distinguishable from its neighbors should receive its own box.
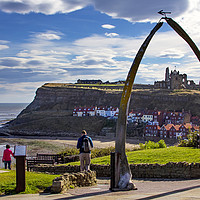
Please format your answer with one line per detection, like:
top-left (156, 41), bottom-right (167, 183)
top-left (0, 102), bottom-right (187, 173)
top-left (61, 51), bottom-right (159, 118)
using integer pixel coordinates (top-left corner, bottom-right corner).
top-left (2, 144), bottom-right (14, 170)
top-left (77, 130), bottom-right (93, 171)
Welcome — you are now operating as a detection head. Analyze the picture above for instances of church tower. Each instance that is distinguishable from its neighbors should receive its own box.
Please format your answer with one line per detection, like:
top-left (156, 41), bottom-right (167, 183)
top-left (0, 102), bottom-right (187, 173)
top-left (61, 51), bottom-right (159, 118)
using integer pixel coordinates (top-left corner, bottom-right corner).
top-left (165, 67), bottom-right (170, 89)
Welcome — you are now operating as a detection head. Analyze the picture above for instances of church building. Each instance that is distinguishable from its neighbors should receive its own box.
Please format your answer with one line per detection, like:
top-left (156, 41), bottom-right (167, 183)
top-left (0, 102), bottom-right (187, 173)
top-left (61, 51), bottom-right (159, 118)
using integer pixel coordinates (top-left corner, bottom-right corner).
top-left (154, 67), bottom-right (196, 89)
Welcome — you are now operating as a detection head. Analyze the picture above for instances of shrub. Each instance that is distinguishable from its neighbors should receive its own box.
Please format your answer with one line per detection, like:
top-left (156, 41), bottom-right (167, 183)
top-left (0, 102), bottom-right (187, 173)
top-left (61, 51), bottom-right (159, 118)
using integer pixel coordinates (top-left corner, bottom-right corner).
top-left (158, 139), bottom-right (167, 148)
top-left (59, 147), bottom-right (79, 156)
top-left (60, 146), bottom-right (132, 159)
top-left (91, 146), bottom-right (115, 158)
top-left (178, 130), bottom-right (199, 148)
top-left (139, 140), bottom-right (167, 150)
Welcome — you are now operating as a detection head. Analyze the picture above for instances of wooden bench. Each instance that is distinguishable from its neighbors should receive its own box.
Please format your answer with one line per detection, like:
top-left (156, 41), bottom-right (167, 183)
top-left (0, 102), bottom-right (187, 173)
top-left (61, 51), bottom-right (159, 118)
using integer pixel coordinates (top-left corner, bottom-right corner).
top-left (36, 153), bottom-right (64, 163)
top-left (27, 159), bottom-right (55, 171)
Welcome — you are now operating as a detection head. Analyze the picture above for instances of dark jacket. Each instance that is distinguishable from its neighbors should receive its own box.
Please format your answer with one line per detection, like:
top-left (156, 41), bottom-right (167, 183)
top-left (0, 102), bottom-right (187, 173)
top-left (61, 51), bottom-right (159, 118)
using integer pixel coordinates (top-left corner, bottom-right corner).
top-left (77, 135), bottom-right (93, 153)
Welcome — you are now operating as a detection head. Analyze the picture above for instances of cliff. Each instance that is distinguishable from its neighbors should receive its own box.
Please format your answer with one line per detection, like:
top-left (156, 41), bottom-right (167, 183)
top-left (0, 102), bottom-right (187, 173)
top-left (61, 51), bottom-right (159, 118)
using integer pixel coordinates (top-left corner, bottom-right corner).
top-left (4, 83), bottom-right (200, 136)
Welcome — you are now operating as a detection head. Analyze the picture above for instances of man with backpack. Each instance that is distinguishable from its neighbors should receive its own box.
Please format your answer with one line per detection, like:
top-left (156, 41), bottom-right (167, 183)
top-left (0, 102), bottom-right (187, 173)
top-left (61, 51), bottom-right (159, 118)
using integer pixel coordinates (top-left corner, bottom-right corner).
top-left (77, 130), bottom-right (93, 171)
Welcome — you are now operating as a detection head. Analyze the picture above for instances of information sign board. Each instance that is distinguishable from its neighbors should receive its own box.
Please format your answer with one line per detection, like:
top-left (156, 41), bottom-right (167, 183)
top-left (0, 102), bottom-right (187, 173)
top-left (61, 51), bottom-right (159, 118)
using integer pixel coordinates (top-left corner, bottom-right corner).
top-left (14, 146), bottom-right (26, 156)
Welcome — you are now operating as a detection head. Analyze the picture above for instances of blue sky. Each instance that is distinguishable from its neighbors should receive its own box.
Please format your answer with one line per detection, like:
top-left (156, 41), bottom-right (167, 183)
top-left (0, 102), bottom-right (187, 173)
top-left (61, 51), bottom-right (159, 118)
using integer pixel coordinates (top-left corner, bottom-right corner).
top-left (0, 0), bottom-right (200, 103)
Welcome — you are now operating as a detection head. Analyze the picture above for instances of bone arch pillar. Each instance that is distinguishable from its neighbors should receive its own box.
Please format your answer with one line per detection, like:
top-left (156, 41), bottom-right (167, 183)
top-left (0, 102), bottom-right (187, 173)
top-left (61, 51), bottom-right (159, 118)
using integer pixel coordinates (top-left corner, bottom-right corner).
top-left (115, 17), bottom-right (200, 189)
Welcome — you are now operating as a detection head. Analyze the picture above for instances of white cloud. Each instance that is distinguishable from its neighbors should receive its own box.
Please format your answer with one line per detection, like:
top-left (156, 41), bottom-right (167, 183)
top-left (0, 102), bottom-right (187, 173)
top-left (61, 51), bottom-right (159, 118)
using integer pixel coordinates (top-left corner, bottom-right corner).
top-left (105, 32), bottom-right (119, 37)
top-left (92, 0), bottom-right (189, 22)
top-left (0, 81), bottom-right (45, 102)
top-left (175, 0), bottom-right (200, 42)
top-left (0, 40), bottom-right (9, 50)
top-left (36, 33), bottom-right (61, 40)
top-left (0, 0), bottom-right (190, 22)
top-left (0, 0), bottom-right (199, 41)
top-left (102, 24), bottom-right (115, 29)
top-left (33, 31), bottom-right (62, 40)
top-left (0, 44), bottom-right (9, 50)
top-left (12, 27), bottom-right (198, 79)
top-left (0, 0), bottom-right (90, 15)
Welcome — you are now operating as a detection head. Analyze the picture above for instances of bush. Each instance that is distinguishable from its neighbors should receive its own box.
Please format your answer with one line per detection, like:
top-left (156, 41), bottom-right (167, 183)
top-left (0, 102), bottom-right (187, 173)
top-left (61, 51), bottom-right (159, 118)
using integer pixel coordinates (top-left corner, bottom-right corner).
top-left (60, 146), bottom-right (132, 159)
top-left (178, 130), bottom-right (199, 148)
top-left (59, 147), bottom-right (79, 156)
top-left (139, 140), bottom-right (167, 150)
top-left (91, 146), bottom-right (115, 159)
top-left (158, 139), bottom-right (167, 148)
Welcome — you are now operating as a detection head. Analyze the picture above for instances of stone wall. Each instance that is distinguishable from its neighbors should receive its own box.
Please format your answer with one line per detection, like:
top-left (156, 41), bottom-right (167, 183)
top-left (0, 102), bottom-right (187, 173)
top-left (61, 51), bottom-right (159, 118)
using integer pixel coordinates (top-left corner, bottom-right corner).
top-left (130, 162), bottom-right (200, 179)
top-left (31, 162), bottom-right (200, 179)
top-left (51, 170), bottom-right (97, 193)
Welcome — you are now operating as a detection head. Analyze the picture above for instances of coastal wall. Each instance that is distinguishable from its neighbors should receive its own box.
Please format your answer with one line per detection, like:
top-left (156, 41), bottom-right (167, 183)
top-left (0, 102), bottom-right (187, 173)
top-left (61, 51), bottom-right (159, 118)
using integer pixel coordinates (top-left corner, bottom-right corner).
top-left (31, 162), bottom-right (200, 179)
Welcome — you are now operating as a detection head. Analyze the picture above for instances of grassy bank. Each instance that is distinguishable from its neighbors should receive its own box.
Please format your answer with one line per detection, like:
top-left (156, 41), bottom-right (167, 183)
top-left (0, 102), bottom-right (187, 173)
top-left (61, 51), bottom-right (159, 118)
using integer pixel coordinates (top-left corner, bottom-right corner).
top-left (67, 147), bottom-right (200, 165)
top-left (0, 170), bottom-right (59, 195)
top-left (0, 138), bottom-right (68, 156)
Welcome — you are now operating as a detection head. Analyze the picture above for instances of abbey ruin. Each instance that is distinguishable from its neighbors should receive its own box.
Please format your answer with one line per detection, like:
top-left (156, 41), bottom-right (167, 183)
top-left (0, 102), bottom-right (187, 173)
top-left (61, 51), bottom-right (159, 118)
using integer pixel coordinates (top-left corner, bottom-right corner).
top-left (154, 67), bottom-right (198, 89)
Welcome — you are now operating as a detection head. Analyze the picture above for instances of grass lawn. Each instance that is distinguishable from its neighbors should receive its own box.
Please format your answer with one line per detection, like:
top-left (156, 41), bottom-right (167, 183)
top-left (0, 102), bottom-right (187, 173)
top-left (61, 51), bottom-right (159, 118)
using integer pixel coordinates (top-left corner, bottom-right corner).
top-left (67, 146), bottom-right (200, 166)
top-left (0, 170), bottom-right (59, 195)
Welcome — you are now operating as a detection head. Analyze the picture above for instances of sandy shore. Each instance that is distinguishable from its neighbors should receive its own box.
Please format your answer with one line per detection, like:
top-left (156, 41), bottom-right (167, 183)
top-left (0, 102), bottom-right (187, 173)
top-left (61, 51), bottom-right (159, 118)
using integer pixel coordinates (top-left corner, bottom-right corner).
top-left (0, 135), bottom-right (142, 148)
top-left (0, 136), bottom-right (142, 157)
top-left (41, 136), bottom-right (142, 149)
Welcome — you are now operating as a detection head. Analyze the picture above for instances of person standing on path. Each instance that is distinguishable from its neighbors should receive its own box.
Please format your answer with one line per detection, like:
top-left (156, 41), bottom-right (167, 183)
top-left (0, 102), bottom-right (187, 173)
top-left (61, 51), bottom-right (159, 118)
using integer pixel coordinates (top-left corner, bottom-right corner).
top-left (77, 130), bottom-right (93, 171)
top-left (2, 144), bottom-right (14, 170)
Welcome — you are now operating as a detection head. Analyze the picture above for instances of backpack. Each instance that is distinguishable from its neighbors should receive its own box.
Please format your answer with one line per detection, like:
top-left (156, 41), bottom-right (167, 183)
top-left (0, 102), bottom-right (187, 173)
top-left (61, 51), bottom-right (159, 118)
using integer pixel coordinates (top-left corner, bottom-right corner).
top-left (82, 137), bottom-right (91, 153)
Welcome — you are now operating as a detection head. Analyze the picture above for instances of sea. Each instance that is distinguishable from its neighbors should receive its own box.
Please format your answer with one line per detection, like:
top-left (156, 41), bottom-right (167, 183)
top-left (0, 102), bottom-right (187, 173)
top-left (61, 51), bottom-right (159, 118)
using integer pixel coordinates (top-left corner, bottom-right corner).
top-left (0, 103), bottom-right (29, 168)
top-left (0, 103), bottom-right (29, 127)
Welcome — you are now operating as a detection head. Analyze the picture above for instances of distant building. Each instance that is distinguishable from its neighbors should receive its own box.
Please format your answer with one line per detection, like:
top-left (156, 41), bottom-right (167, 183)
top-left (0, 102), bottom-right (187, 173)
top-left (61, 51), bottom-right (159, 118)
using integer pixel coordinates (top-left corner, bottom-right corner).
top-left (128, 109), bottom-right (191, 127)
top-left (145, 123), bottom-right (199, 139)
top-left (145, 125), bottom-right (160, 137)
top-left (154, 67), bottom-right (197, 89)
top-left (96, 106), bottom-right (106, 117)
top-left (73, 106), bottom-right (96, 117)
top-left (105, 107), bottom-right (119, 118)
top-left (73, 106), bottom-right (118, 118)
top-left (76, 79), bottom-right (102, 84)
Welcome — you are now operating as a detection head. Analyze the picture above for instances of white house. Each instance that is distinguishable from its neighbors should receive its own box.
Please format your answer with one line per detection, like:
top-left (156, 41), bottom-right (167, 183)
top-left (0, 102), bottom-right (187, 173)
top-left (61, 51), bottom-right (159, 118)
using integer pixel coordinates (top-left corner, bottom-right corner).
top-left (105, 106), bottom-right (119, 117)
top-left (96, 106), bottom-right (106, 117)
top-left (73, 107), bottom-right (84, 117)
top-left (142, 114), bottom-right (153, 122)
top-left (87, 106), bottom-right (96, 116)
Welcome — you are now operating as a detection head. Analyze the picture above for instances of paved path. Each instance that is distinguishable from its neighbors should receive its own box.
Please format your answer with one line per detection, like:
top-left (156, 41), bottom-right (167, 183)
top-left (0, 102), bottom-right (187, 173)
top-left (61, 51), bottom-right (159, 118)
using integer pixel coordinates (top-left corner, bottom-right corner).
top-left (0, 178), bottom-right (199, 200)
top-left (0, 170), bottom-right (10, 173)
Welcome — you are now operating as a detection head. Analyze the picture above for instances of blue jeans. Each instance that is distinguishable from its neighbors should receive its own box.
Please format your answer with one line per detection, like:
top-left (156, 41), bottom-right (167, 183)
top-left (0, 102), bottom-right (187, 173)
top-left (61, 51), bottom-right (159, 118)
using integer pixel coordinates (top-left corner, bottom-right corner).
top-left (4, 161), bottom-right (11, 170)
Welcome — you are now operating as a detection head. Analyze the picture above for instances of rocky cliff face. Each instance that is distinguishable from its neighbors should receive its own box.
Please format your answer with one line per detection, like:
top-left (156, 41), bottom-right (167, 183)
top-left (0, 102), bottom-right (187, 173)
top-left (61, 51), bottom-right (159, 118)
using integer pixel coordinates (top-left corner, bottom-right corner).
top-left (4, 83), bottom-right (200, 136)
top-left (23, 84), bottom-right (122, 112)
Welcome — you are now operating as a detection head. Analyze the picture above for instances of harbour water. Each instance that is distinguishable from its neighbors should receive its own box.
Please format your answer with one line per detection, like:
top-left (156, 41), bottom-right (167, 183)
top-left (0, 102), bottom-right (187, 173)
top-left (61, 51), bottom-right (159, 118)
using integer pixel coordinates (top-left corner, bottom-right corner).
top-left (0, 103), bottom-right (29, 127)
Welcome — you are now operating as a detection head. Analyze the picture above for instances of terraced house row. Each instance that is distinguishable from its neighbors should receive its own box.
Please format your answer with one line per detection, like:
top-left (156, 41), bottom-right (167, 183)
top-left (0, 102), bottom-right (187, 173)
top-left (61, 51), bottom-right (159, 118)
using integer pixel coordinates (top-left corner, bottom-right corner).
top-left (128, 109), bottom-right (192, 126)
top-left (145, 123), bottom-right (199, 139)
top-left (73, 106), bottom-right (119, 118)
